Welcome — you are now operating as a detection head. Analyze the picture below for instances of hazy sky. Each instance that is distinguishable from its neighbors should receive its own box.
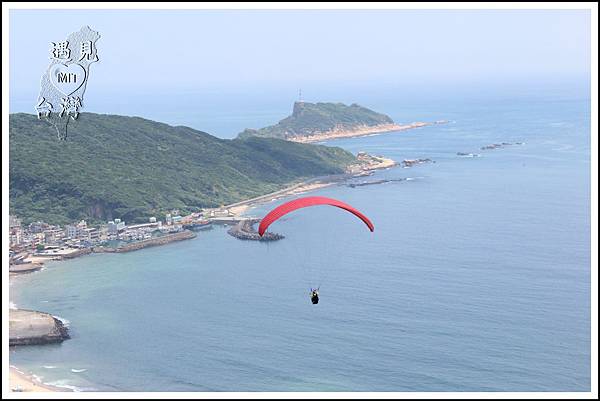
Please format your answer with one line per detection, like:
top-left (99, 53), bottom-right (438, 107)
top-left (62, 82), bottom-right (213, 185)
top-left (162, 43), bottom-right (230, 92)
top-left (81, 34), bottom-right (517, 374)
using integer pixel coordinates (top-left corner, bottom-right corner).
top-left (9, 8), bottom-right (591, 110)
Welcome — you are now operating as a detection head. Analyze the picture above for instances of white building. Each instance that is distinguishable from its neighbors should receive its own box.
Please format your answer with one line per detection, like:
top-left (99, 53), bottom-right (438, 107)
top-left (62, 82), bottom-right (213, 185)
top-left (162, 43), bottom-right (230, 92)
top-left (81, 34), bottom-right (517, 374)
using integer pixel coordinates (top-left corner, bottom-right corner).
top-left (107, 219), bottom-right (126, 235)
top-left (65, 224), bottom-right (79, 239)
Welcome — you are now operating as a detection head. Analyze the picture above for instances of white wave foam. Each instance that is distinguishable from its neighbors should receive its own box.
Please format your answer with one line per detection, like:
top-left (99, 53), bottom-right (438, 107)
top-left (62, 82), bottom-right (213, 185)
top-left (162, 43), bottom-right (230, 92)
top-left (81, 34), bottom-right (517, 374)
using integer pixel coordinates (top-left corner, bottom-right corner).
top-left (10, 365), bottom-right (24, 374)
top-left (44, 380), bottom-right (86, 392)
top-left (70, 368), bottom-right (87, 373)
top-left (31, 374), bottom-right (43, 383)
top-left (9, 301), bottom-right (17, 309)
top-left (52, 315), bottom-right (70, 327)
top-left (42, 365), bottom-right (57, 369)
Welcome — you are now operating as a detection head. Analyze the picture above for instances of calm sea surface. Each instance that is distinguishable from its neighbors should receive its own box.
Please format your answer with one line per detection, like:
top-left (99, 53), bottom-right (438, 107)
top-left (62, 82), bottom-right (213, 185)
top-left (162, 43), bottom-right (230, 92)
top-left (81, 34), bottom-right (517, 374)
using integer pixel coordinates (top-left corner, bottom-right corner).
top-left (10, 95), bottom-right (591, 391)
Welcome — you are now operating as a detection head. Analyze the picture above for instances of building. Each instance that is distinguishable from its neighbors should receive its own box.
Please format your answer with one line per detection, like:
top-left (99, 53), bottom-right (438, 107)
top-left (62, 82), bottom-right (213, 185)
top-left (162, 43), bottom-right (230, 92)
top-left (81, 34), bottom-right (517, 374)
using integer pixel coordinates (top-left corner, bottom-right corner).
top-left (64, 220), bottom-right (94, 240)
top-left (83, 227), bottom-right (100, 242)
top-left (9, 226), bottom-right (23, 247)
top-left (107, 219), bottom-right (126, 235)
top-left (28, 221), bottom-right (50, 233)
top-left (126, 222), bottom-right (159, 231)
top-left (207, 208), bottom-right (234, 218)
top-left (65, 224), bottom-right (78, 239)
top-left (9, 215), bottom-right (21, 229)
top-left (44, 228), bottom-right (65, 245)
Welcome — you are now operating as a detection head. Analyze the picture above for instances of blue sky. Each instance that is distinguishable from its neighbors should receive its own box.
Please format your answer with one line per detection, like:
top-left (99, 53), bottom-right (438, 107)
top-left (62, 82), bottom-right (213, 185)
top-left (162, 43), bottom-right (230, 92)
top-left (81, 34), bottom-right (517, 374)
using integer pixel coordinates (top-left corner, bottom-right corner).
top-left (9, 9), bottom-right (591, 115)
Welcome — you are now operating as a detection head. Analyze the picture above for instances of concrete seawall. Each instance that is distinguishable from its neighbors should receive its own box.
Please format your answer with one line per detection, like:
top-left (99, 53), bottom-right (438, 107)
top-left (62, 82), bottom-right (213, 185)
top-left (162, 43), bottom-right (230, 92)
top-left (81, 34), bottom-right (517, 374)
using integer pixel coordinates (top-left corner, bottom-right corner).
top-left (94, 230), bottom-right (196, 253)
top-left (9, 309), bottom-right (69, 346)
top-left (62, 248), bottom-right (92, 259)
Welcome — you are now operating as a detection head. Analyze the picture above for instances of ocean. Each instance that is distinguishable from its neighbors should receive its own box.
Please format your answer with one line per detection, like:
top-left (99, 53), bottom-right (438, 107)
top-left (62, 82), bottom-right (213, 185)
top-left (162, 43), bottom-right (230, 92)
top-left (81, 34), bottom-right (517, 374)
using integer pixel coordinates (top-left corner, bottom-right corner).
top-left (9, 93), bottom-right (591, 391)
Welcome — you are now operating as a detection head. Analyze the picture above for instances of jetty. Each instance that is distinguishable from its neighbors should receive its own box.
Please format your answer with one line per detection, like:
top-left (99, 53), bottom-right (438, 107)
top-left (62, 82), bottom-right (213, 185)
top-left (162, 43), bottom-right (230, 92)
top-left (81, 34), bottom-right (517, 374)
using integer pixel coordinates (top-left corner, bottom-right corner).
top-left (348, 178), bottom-right (407, 188)
top-left (9, 309), bottom-right (69, 346)
top-left (9, 262), bottom-right (43, 274)
top-left (227, 218), bottom-right (284, 241)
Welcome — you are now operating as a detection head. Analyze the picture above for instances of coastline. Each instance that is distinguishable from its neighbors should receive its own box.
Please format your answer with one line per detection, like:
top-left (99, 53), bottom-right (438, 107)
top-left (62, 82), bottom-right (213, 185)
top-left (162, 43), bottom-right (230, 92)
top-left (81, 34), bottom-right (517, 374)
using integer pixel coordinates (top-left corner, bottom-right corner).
top-left (287, 121), bottom-right (446, 143)
top-left (9, 366), bottom-right (63, 393)
top-left (8, 153), bottom-right (398, 392)
top-left (222, 154), bottom-right (397, 217)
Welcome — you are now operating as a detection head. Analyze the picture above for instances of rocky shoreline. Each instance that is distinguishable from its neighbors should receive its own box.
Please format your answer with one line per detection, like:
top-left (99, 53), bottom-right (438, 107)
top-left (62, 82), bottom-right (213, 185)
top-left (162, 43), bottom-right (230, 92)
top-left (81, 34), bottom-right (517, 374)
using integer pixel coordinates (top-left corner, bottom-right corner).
top-left (288, 120), bottom-right (447, 143)
top-left (402, 158), bottom-right (434, 168)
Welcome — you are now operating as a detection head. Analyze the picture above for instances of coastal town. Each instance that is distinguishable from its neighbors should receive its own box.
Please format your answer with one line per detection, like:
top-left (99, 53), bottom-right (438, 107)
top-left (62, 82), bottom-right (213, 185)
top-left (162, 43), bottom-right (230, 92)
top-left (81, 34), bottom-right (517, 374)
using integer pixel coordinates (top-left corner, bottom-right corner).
top-left (9, 151), bottom-right (399, 272)
top-left (8, 211), bottom-right (208, 273)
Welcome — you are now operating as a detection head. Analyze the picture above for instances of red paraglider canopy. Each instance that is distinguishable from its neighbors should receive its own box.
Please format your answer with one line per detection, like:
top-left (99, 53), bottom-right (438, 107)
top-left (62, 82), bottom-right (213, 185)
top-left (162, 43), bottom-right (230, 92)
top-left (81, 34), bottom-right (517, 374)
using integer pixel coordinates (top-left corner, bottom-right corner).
top-left (258, 196), bottom-right (374, 236)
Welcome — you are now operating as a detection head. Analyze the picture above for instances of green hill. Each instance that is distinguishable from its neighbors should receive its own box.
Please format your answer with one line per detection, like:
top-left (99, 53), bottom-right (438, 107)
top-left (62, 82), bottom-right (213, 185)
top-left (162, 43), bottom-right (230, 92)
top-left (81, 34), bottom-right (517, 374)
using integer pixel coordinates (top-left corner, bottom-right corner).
top-left (9, 113), bottom-right (356, 225)
top-left (238, 101), bottom-right (394, 139)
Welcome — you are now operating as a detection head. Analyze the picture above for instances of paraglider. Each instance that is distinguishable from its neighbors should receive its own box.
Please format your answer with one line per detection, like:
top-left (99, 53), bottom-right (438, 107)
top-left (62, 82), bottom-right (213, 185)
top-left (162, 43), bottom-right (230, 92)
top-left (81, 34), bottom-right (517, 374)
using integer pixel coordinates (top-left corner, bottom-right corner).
top-left (258, 196), bottom-right (374, 304)
top-left (258, 196), bottom-right (374, 236)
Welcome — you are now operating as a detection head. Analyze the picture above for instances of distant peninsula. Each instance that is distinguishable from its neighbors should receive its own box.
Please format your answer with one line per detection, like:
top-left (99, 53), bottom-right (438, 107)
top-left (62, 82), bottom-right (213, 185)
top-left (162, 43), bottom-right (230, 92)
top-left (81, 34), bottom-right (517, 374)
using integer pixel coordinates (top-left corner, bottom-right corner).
top-left (238, 101), bottom-right (444, 143)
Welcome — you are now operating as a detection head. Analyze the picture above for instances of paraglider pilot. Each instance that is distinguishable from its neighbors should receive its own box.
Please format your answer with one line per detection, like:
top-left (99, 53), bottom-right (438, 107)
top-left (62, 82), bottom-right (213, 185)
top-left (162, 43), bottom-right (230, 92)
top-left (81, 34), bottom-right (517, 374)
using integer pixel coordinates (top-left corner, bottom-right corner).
top-left (310, 288), bottom-right (319, 304)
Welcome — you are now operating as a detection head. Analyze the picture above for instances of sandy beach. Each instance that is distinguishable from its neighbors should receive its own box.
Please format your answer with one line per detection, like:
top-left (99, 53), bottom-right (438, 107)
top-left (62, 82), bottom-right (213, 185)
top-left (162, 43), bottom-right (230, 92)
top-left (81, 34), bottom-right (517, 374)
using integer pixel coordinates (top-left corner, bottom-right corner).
top-left (222, 153), bottom-right (397, 217)
top-left (9, 366), bottom-right (62, 393)
top-left (226, 180), bottom-right (338, 215)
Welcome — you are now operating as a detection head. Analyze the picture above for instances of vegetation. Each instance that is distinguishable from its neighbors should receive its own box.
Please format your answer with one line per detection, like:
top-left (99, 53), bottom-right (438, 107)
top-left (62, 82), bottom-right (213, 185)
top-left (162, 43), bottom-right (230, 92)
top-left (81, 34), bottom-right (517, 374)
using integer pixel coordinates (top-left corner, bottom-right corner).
top-left (9, 113), bottom-right (356, 225)
top-left (238, 101), bottom-right (394, 139)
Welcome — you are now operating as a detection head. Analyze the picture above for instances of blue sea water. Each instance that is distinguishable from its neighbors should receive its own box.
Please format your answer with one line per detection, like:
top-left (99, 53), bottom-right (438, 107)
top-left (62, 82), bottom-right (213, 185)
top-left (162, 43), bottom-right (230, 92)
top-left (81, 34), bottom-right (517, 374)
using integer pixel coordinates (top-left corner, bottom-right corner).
top-left (9, 94), bottom-right (591, 392)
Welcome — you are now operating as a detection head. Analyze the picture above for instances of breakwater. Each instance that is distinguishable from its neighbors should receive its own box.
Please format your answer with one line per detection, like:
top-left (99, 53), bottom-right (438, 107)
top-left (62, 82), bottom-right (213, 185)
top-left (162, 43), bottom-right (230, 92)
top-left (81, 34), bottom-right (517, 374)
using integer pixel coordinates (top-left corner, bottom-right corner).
top-left (94, 230), bottom-right (196, 253)
top-left (9, 309), bottom-right (70, 346)
top-left (63, 248), bottom-right (92, 259)
top-left (348, 178), bottom-right (408, 188)
top-left (227, 219), bottom-right (284, 241)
